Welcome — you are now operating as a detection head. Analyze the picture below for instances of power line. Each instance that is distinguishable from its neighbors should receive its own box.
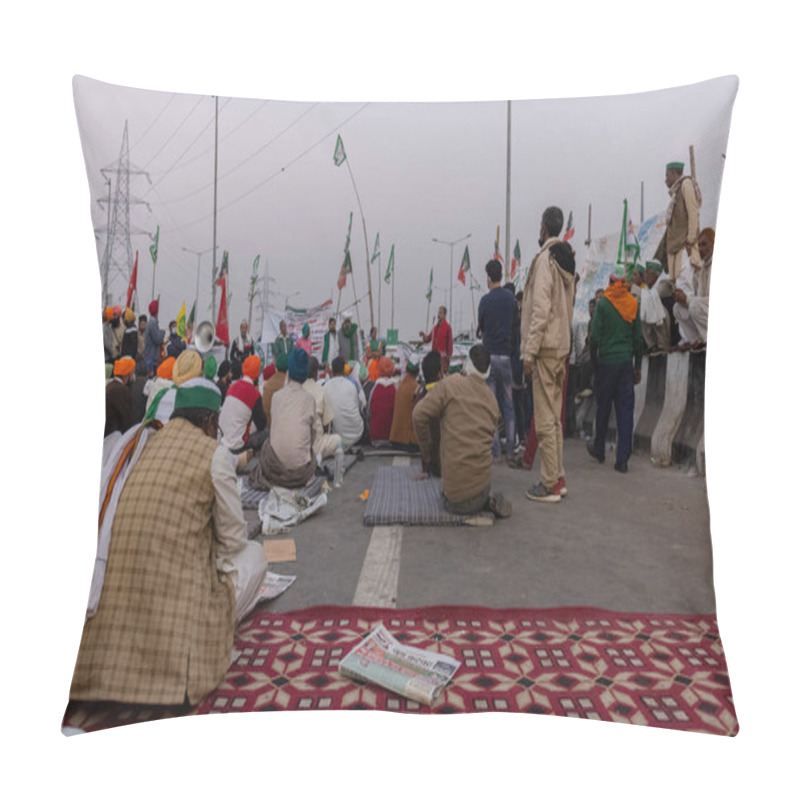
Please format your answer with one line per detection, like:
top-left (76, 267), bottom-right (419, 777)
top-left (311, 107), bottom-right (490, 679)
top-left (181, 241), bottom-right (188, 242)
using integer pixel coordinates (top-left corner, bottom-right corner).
top-left (143, 97), bottom-right (232, 197)
top-left (167, 98), bottom-right (270, 175)
top-left (157, 102), bottom-right (319, 206)
top-left (141, 94), bottom-right (206, 170)
top-left (164, 103), bottom-right (370, 234)
top-left (129, 93), bottom-right (177, 153)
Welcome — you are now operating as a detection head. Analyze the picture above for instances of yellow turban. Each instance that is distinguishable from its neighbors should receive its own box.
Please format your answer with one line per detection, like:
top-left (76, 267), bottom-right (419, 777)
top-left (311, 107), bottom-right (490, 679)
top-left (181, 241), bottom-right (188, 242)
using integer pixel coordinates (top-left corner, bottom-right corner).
top-left (123, 307), bottom-right (136, 324)
top-left (172, 349), bottom-right (203, 386)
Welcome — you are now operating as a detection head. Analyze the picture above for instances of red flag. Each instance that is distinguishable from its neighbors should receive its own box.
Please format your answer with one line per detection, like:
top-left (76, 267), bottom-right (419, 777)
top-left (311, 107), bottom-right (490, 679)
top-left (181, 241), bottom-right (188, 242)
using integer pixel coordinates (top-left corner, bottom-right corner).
top-left (457, 266), bottom-right (466, 285)
top-left (215, 273), bottom-right (229, 345)
top-left (126, 251), bottom-right (138, 308)
top-left (563, 211), bottom-right (575, 242)
top-left (337, 267), bottom-right (347, 290)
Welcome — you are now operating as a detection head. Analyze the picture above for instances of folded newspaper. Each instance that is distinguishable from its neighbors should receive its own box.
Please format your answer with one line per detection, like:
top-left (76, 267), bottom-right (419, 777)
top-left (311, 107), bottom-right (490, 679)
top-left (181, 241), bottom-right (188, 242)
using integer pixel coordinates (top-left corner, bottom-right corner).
top-left (337, 624), bottom-right (461, 706)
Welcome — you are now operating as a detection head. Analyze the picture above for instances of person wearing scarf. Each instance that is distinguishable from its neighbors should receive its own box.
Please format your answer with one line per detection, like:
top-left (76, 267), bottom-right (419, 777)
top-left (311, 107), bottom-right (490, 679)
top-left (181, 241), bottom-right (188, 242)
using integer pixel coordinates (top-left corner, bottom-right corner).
top-left (412, 344), bottom-right (512, 519)
top-left (296, 323), bottom-right (313, 355)
top-left (586, 265), bottom-right (644, 474)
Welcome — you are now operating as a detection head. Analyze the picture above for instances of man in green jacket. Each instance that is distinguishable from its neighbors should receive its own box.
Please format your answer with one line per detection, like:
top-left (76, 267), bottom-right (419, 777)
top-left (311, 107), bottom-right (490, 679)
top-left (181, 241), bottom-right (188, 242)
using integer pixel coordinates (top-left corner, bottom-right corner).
top-left (586, 265), bottom-right (644, 473)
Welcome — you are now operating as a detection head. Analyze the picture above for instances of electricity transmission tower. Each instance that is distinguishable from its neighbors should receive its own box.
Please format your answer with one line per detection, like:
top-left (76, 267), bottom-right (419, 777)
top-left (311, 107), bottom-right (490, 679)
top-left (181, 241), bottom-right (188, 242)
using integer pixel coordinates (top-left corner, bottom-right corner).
top-left (96, 120), bottom-right (152, 308)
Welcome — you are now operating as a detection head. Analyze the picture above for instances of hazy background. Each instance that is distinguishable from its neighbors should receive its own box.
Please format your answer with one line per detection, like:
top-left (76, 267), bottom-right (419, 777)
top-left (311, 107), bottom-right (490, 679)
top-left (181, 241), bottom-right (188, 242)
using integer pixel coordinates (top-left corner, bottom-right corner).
top-left (75, 76), bottom-right (734, 340)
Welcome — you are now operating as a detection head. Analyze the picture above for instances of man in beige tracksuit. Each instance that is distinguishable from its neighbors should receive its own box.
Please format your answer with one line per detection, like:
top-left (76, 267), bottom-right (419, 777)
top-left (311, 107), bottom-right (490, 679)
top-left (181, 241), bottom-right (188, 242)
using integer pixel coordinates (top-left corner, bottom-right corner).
top-left (520, 206), bottom-right (576, 503)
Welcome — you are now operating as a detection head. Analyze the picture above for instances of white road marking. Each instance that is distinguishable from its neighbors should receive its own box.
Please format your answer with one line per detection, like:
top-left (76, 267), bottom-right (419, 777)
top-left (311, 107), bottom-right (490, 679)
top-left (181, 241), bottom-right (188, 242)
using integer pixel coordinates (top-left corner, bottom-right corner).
top-left (351, 455), bottom-right (408, 607)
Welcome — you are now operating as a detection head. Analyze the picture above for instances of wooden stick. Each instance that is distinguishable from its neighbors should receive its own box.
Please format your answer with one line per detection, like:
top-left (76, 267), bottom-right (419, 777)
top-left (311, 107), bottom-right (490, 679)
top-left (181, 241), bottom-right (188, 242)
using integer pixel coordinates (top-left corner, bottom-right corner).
top-left (689, 145), bottom-right (696, 182)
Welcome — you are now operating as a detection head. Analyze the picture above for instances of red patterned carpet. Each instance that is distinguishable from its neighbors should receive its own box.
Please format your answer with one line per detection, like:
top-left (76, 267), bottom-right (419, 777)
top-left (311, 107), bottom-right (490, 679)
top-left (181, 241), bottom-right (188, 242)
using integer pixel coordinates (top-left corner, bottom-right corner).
top-left (63, 604), bottom-right (738, 736)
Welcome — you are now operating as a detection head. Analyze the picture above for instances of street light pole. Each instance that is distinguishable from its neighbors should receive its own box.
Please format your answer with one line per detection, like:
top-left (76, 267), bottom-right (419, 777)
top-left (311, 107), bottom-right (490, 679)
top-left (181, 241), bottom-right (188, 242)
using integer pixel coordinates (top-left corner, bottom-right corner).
top-left (182, 246), bottom-right (212, 325)
top-left (432, 233), bottom-right (471, 319)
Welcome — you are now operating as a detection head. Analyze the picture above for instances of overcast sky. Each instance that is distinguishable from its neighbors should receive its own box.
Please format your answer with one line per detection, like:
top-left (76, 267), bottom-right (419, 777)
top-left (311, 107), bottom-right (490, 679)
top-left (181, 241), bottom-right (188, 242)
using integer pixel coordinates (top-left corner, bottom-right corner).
top-left (75, 75), bottom-right (736, 340)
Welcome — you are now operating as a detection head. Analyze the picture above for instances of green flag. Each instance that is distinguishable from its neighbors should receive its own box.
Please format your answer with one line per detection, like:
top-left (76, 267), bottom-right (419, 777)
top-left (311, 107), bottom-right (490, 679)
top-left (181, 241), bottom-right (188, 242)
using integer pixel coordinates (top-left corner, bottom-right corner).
top-left (426, 268), bottom-right (433, 302)
top-left (222, 250), bottom-right (229, 272)
top-left (188, 300), bottom-right (196, 328)
top-left (617, 199), bottom-right (641, 279)
top-left (344, 212), bottom-right (353, 253)
top-left (384, 245), bottom-right (394, 284)
top-left (371, 233), bottom-right (381, 264)
top-left (149, 225), bottom-right (160, 264)
top-left (333, 134), bottom-right (346, 167)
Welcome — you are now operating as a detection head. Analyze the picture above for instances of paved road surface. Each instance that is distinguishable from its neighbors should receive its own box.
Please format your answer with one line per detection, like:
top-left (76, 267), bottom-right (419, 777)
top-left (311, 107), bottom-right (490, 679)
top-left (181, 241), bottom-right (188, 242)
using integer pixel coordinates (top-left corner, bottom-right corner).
top-left (248, 438), bottom-right (714, 615)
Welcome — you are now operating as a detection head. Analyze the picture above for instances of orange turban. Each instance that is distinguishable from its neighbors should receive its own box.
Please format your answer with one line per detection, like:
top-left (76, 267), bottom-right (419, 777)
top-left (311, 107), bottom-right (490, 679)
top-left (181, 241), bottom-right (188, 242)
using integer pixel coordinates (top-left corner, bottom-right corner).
top-left (157, 357), bottom-right (176, 380)
top-left (699, 227), bottom-right (715, 247)
top-left (113, 357), bottom-right (135, 377)
top-left (344, 363), bottom-right (351, 376)
top-left (368, 358), bottom-right (380, 382)
top-left (378, 356), bottom-right (394, 378)
top-left (103, 306), bottom-right (113, 322)
top-left (242, 355), bottom-right (261, 381)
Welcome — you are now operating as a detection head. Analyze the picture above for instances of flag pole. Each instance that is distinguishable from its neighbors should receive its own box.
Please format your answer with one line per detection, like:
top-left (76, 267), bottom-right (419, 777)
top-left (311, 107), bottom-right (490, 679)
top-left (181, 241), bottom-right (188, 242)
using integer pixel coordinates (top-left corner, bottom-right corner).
top-left (505, 100), bottom-right (512, 281)
top-left (585, 203), bottom-right (592, 248)
top-left (212, 95), bottom-right (219, 327)
top-left (391, 253), bottom-right (395, 331)
top-left (344, 159), bottom-right (375, 332)
top-left (377, 251), bottom-right (382, 335)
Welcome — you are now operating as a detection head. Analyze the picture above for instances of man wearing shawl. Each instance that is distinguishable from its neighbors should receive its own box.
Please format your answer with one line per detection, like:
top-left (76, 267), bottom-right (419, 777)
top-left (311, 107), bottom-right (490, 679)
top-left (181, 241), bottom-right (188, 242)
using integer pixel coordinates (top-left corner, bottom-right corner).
top-left (640, 260), bottom-right (671, 355)
top-left (71, 378), bottom-right (268, 707)
top-left (230, 320), bottom-right (255, 365)
top-left (413, 344), bottom-right (511, 518)
top-left (338, 316), bottom-right (360, 362)
top-left (673, 227), bottom-right (714, 351)
top-left (521, 207), bottom-right (576, 503)
top-left (250, 348), bottom-right (317, 490)
top-left (586, 266), bottom-right (644, 474)
top-left (105, 356), bottom-right (136, 437)
top-left (658, 161), bottom-right (702, 285)
top-left (368, 356), bottom-right (397, 445)
top-left (389, 360), bottom-right (420, 450)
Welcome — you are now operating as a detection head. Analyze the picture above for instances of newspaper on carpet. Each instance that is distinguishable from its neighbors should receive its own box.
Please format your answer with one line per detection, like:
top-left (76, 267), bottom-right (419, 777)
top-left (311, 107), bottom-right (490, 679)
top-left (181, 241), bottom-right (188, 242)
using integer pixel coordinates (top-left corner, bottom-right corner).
top-left (337, 623), bottom-right (461, 706)
top-left (257, 572), bottom-right (297, 601)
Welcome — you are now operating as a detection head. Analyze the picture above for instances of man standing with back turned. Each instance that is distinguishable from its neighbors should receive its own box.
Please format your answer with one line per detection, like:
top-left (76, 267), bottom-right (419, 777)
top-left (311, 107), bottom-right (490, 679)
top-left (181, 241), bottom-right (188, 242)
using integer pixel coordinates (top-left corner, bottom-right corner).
top-left (521, 206), bottom-right (576, 503)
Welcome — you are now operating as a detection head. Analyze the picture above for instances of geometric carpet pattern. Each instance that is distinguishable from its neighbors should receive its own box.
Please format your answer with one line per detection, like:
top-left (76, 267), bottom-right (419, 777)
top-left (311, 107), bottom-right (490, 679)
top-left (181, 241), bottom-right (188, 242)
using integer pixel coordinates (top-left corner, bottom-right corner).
top-left (63, 604), bottom-right (738, 736)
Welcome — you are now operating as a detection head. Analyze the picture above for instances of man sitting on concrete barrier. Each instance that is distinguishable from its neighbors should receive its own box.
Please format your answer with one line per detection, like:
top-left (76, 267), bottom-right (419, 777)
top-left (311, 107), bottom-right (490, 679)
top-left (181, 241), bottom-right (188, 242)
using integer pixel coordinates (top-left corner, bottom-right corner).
top-left (412, 344), bottom-right (511, 519)
top-left (673, 227), bottom-right (714, 352)
top-left (640, 259), bottom-right (671, 356)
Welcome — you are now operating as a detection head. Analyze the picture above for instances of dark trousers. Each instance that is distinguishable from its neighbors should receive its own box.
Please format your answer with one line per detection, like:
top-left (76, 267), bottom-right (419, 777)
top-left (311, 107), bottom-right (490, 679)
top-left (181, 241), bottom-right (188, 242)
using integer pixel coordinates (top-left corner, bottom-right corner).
top-left (593, 362), bottom-right (635, 468)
